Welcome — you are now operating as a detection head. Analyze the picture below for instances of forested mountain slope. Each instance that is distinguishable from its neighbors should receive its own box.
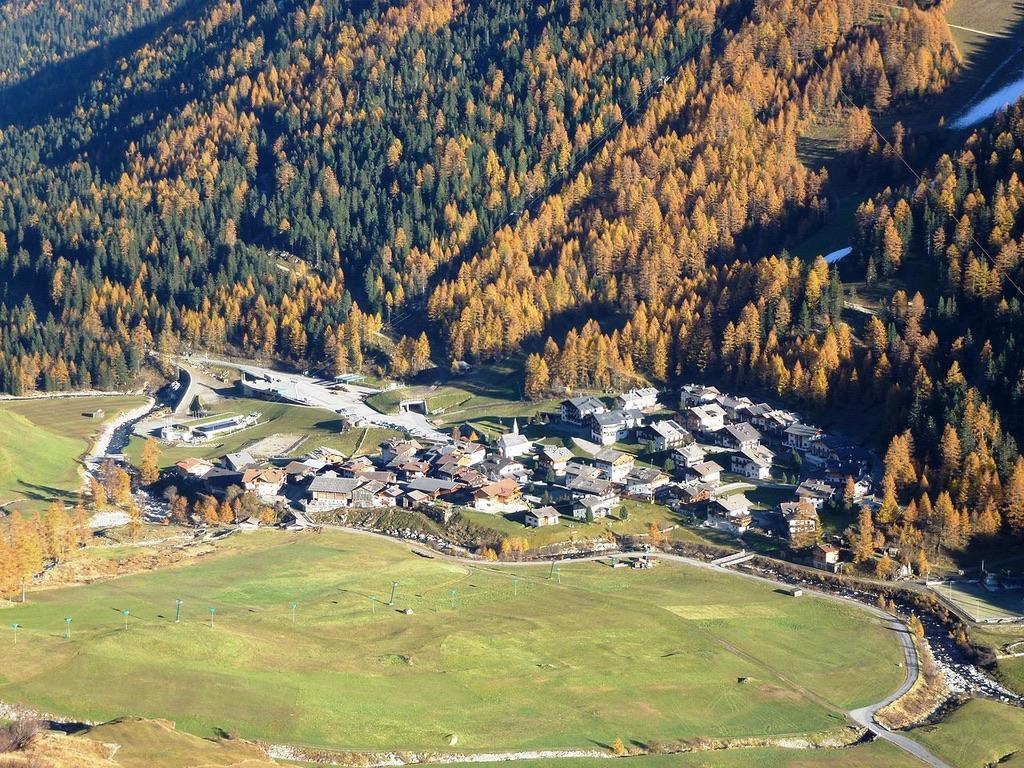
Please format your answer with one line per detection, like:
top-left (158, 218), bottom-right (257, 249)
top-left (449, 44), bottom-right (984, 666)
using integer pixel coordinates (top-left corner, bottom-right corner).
top-left (0, 0), bottom-right (187, 87)
top-left (0, 0), bottom-right (707, 390)
top-left (0, 0), bottom-right (958, 393)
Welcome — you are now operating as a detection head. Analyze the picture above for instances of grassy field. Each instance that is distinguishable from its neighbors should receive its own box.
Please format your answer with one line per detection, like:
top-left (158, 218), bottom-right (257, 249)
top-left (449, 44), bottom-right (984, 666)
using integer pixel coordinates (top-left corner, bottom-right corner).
top-left (0, 529), bottom-right (904, 753)
top-left (125, 398), bottom-right (401, 468)
top-left (997, 656), bottom-right (1024, 697)
top-left (456, 500), bottom-right (682, 548)
top-left (0, 395), bottom-right (149, 511)
top-left (909, 698), bottom-right (1024, 768)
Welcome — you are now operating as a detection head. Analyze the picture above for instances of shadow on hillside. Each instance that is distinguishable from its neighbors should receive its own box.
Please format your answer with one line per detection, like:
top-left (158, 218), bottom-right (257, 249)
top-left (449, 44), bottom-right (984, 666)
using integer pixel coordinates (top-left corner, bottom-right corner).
top-left (0, 0), bottom-right (211, 130)
top-left (16, 481), bottom-right (78, 504)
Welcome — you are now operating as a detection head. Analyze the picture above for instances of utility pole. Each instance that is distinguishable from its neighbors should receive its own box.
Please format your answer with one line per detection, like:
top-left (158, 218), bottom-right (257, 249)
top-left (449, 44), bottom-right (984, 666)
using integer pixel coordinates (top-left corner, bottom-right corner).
top-left (175, 598), bottom-right (183, 623)
top-left (64, 617), bottom-right (72, 640)
top-left (389, 581), bottom-right (398, 606)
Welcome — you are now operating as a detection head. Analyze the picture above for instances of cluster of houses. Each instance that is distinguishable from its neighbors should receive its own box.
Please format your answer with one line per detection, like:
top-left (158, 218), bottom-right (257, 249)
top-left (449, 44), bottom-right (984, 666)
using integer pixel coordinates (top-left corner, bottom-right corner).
top-left (670, 384), bottom-right (873, 553)
top-left (165, 384), bottom-right (874, 564)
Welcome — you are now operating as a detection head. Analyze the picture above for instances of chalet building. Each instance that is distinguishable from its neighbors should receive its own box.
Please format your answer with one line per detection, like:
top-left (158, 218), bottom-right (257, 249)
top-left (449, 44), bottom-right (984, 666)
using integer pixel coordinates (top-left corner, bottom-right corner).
top-left (572, 493), bottom-right (619, 520)
top-left (731, 445), bottom-right (775, 480)
top-left (481, 457), bottom-right (528, 483)
top-left (742, 405), bottom-right (799, 436)
top-left (615, 387), bottom-right (659, 411)
top-left (337, 455), bottom-right (373, 475)
top-left (390, 459), bottom-right (430, 480)
top-left (381, 440), bottom-right (422, 464)
top-left (813, 542), bottom-right (841, 572)
top-left (525, 506), bottom-right (560, 527)
top-left (589, 409), bottom-right (643, 445)
top-left (714, 394), bottom-right (754, 420)
top-left (405, 477), bottom-right (461, 500)
top-left (305, 474), bottom-right (364, 511)
top-left (352, 480), bottom-right (399, 508)
top-left (785, 423), bottom-right (823, 451)
top-left (175, 457), bottom-right (214, 479)
top-left (643, 419), bottom-right (691, 451)
top-left (593, 448), bottom-right (635, 483)
top-left (714, 422), bottom-right (762, 451)
top-left (679, 384), bottom-right (721, 408)
top-left (686, 460), bottom-right (723, 485)
top-left (795, 479), bottom-right (836, 508)
top-left (624, 468), bottom-right (669, 499)
top-left (536, 444), bottom-right (574, 475)
top-left (241, 467), bottom-right (286, 498)
top-left (561, 396), bottom-right (606, 426)
top-left (473, 478), bottom-right (524, 513)
top-left (223, 451), bottom-right (256, 471)
top-left (707, 494), bottom-right (753, 534)
top-left (675, 481), bottom-right (715, 505)
top-left (683, 403), bottom-right (727, 433)
top-left (565, 473), bottom-right (615, 501)
top-left (283, 460), bottom-right (322, 483)
top-left (779, 500), bottom-right (819, 541)
top-left (672, 443), bottom-right (706, 469)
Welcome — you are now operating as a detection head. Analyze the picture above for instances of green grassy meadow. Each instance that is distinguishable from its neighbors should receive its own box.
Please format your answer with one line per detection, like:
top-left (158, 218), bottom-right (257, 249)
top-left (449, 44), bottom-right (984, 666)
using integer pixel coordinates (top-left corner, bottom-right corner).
top-left (0, 530), bottom-right (904, 753)
top-left (456, 500), bottom-right (684, 548)
top-left (0, 395), bottom-right (149, 511)
top-left (909, 698), bottom-right (1024, 768)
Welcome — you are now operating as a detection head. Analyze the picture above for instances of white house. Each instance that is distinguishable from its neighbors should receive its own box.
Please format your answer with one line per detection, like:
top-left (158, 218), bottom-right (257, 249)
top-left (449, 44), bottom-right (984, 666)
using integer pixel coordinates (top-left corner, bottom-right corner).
top-left (496, 419), bottom-right (531, 459)
top-left (572, 493), bottom-right (619, 520)
top-left (731, 445), bottom-right (775, 480)
top-left (785, 423), bottom-right (823, 451)
top-left (672, 443), bottom-right (706, 469)
top-left (795, 479), bottom-right (835, 508)
top-left (687, 460), bottom-right (723, 485)
top-left (241, 467), bottom-right (286, 498)
top-left (615, 387), bottom-right (659, 411)
top-left (561, 396), bottom-right (606, 426)
top-left (624, 468), bottom-right (669, 499)
top-left (684, 403), bottom-right (727, 433)
top-left (679, 384), bottom-right (721, 408)
top-left (714, 394), bottom-right (754, 420)
top-left (536, 444), bottom-right (574, 475)
top-left (593, 447), bottom-right (635, 483)
top-left (714, 422), bottom-right (761, 451)
top-left (525, 506), bottom-right (560, 527)
top-left (589, 409), bottom-right (643, 445)
top-left (644, 419), bottom-right (691, 451)
top-left (707, 494), bottom-right (753, 534)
